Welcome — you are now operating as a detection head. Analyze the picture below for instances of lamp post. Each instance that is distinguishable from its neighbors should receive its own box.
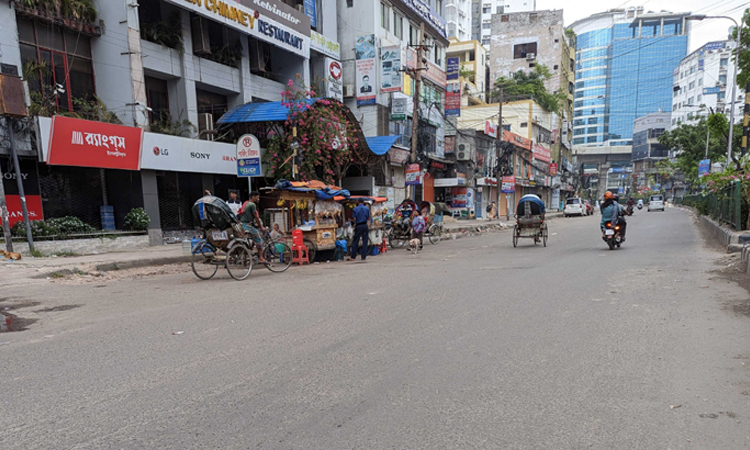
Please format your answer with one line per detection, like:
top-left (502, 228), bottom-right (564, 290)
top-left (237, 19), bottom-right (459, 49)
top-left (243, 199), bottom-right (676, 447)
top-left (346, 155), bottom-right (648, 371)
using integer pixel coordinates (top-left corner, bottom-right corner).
top-left (686, 14), bottom-right (742, 164)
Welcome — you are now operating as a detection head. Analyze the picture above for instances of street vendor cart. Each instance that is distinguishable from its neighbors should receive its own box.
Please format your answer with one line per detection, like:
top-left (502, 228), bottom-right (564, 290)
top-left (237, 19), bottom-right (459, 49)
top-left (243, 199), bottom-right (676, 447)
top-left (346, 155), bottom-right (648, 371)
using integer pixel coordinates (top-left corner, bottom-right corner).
top-left (338, 195), bottom-right (389, 254)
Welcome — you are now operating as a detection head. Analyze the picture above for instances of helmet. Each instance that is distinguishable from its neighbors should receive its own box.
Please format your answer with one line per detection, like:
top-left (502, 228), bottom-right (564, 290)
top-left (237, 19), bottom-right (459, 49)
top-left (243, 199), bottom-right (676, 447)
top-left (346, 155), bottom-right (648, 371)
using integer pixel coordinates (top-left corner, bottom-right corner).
top-left (604, 191), bottom-right (613, 200)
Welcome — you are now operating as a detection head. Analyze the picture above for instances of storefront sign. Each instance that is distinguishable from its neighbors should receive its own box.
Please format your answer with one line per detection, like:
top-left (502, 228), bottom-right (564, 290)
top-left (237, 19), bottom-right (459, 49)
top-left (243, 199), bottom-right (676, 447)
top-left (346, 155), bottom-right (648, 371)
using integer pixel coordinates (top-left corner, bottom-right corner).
top-left (501, 175), bottom-right (515, 193)
top-left (476, 177), bottom-right (497, 186)
top-left (405, 163), bottom-right (421, 185)
top-left (502, 130), bottom-right (531, 150)
top-left (325, 57), bottom-right (343, 101)
top-left (381, 45), bottom-right (402, 93)
top-left (532, 144), bottom-right (551, 163)
top-left (167, 0), bottom-right (309, 57)
top-left (391, 97), bottom-right (407, 120)
top-left (484, 121), bottom-right (497, 138)
top-left (446, 57), bottom-right (459, 80)
top-left (389, 148), bottom-right (410, 164)
top-left (430, 161), bottom-right (445, 170)
top-left (401, 0), bottom-right (447, 38)
top-left (310, 30), bottom-right (339, 58)
top-left (445, 81), bottom-right (460, 116)
top-left (244, 0), bottom-right (310, 34)
top-left (303, 0), bottom-right (316, 28)
top-left (46, 116), bottom-right (143, 170)
top-left (355, 35), bottom-right (377, 106)
top-left (236, 134), bottom-right (262, 177)
top-left (405, 47), bottom-right (446, 88)
top-left (141, 132), bottom-right (238, 174)
top-left (549, 163), bottom-right (558, 176)
top-left (450, 187), bottom-right (467, 207)
top-left (4, 194), bottom-right (43, 227)
top-left (434, 177), bottom-right (466, 187)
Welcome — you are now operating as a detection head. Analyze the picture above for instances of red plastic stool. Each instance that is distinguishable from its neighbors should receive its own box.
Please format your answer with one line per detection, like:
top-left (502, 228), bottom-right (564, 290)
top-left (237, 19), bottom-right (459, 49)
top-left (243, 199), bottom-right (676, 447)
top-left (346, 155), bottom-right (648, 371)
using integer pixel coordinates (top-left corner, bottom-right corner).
top-left (379, 238), bottom-right (388, 253)
top-left (291, 230), bottom-right (310, 265)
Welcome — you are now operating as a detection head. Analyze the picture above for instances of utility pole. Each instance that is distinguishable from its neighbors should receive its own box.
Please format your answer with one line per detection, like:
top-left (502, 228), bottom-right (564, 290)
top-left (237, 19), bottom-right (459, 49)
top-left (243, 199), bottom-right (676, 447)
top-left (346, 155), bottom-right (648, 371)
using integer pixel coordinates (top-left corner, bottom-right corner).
top-left (8, 118), bottom-right (34, 253)
top-left (409, 22), bottom-right (425, 199)
top-left (495, 87), bottom-right (503, 221)
top-left (0, 157), bottom-right (12, 252)
top-left (742, 82), bottom-right (750, 157)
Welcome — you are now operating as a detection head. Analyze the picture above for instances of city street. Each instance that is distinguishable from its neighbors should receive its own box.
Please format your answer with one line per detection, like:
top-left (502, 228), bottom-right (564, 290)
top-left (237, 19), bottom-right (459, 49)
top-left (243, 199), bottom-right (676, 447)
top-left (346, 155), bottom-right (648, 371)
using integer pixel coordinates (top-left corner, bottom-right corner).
top-left (2, 208), bottom-right (750, 449)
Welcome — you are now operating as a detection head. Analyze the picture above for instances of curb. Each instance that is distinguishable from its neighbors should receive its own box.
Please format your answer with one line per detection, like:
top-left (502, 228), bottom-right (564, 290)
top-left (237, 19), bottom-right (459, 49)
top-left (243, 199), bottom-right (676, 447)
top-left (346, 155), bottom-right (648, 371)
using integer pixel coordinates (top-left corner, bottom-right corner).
top-left (31, 255), bottom-right (191, 279)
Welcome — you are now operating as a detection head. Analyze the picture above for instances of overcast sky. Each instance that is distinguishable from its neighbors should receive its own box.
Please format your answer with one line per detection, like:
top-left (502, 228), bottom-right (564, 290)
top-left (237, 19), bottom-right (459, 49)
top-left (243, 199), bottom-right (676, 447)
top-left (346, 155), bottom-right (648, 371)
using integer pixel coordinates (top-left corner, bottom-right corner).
top-left (536, 0), bottom-right (747, 52)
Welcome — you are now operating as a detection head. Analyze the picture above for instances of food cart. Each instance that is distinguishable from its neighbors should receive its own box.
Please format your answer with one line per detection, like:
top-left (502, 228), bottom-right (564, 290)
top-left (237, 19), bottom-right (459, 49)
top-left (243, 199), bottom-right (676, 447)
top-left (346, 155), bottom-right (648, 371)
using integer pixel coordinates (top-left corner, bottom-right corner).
top-left (337, 196), bottom-right (389, 253)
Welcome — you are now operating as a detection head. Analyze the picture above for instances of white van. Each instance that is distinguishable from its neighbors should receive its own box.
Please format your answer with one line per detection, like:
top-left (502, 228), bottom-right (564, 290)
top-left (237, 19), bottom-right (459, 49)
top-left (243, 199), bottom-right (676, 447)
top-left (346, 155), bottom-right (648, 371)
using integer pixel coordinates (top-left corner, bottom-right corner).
top-left (648, 194), bottom-right (665, 212)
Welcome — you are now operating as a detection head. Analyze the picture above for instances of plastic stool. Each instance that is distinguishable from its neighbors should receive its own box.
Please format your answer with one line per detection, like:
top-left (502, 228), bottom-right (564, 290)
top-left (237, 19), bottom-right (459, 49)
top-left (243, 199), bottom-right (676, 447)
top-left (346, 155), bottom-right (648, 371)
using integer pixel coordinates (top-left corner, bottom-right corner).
top-left (291, 230), bottom-right (310, 265)
top-left (379, 238), bottom-right (388, 253)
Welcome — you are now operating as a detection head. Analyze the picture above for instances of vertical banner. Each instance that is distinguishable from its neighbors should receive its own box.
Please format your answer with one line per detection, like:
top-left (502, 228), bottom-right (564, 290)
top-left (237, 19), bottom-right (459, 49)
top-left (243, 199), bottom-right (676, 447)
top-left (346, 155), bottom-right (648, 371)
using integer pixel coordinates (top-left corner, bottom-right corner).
top-left (304, 0), bottom-right (317, 28)
top-left (698, 159), bottom-right (711, 177)
top-left (405, 164), bottom-right (421, 185)
top-left (391, 97), bottom-right (407, 120)
top-left (325, 57), bottom-right (343, 101)
top-left (236, 134), bottom-right (262, 177)
top-left (446, 82), bottom-right (461, 116)
top-left (451, 187), bottom-right (467, 207)
top-left (549, 163), bottom-right (558, 176)
top-left (355, 35), bottom-right (377, 106)
top-left (501, 176), bottom-right (516, 193)
top-left (381, 45), bottom-right (402, 93)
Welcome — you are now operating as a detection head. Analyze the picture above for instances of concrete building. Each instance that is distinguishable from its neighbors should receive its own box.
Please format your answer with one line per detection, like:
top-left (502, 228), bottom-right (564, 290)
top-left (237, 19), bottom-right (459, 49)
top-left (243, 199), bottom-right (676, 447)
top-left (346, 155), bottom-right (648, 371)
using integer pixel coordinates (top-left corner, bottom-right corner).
top-left (570, 7), bottom-right (690, 148)
top-left (489, 9), bottom-right (575, 171)
top-left (672, 39), bottom-right (744, 129)
top-left (446, 0), bottom-right (472, 41)
top-left (472, 0), bottom-right (535, 49)
top-left (447, 38), bottom-right (487, 104)
top-left (632, 111), bottom-right (669, 190)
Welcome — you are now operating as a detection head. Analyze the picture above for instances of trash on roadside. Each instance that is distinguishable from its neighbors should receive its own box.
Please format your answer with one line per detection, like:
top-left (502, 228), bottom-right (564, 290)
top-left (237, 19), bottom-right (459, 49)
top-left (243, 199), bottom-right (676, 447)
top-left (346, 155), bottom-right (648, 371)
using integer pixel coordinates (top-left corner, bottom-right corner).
top-left (172, 331), bottom-right (184, 335)
top-left (699, 285), bottom-right (708, 288)
top-left (670, 405), bottom-right (682, 409)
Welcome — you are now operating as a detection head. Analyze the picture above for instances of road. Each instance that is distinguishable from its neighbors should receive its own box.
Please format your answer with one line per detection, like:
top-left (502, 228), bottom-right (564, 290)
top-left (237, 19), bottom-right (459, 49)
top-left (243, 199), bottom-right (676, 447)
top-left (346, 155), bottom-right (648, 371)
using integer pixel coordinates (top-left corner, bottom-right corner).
top-left (2, 208), bottom-right (750, 449)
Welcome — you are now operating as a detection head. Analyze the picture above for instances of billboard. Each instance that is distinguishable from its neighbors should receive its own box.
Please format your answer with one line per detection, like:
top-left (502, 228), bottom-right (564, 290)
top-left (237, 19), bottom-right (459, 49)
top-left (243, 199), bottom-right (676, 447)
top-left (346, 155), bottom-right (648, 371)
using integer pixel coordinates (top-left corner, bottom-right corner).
top-left (381, 45), bottom-right (402, 92)
top-left (355, 35), bottom-right (377, 106)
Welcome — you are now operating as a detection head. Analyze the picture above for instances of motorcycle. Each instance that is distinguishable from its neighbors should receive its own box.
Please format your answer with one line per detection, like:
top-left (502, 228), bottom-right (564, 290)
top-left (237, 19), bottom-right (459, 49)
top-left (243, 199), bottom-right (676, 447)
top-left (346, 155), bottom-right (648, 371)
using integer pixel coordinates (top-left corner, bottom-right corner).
top-left (602, 221), bottom-right (624, 250)
top-left (637, 204), bottom-right (643, 210)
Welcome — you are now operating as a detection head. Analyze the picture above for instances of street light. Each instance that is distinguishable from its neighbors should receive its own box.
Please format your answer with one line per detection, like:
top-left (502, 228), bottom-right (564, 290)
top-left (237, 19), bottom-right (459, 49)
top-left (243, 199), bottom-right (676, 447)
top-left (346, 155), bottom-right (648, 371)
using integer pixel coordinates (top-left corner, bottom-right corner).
top-left (686, 14), bottom-right (742, 164)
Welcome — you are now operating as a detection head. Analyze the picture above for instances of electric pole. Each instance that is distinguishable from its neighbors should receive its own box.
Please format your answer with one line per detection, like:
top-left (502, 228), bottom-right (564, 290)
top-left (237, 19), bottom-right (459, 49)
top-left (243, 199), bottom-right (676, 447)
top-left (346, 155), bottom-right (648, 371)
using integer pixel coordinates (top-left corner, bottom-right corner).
top-left (409, 23), bottom-right (425, 199)
top-left (495, 87), bottom-right (503, 221)
top-left (0, 157), bottom-right (12, 252)
top-left (742, 81), bottom-right (749, 157)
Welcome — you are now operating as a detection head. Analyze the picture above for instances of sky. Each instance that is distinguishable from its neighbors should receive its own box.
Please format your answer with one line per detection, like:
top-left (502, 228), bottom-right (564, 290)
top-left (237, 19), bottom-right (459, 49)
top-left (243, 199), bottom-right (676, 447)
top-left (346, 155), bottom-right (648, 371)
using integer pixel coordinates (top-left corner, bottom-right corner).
top-left (536, 0), bottom-right (747, 52)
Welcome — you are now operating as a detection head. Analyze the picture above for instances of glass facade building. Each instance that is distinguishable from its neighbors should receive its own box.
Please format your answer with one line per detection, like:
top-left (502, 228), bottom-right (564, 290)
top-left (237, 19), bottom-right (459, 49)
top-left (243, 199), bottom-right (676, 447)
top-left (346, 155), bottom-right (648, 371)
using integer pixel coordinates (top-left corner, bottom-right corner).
top-left (570, 10), bottom-right (689, 147)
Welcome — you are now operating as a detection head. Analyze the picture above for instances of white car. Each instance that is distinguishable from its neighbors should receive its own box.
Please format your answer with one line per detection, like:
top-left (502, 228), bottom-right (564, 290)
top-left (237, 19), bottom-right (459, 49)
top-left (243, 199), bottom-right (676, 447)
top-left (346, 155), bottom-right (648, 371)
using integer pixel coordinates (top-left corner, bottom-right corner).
top-left (564, 198), bottom-right (587, 217)
top-left (648, 194), bottom-right (665, 212)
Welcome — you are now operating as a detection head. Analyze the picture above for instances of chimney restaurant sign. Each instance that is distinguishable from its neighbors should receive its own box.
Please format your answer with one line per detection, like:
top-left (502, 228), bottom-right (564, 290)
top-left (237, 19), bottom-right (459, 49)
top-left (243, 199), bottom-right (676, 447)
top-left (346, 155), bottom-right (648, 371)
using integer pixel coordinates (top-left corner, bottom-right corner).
top-left (171, 0), bottom-right (309, 57)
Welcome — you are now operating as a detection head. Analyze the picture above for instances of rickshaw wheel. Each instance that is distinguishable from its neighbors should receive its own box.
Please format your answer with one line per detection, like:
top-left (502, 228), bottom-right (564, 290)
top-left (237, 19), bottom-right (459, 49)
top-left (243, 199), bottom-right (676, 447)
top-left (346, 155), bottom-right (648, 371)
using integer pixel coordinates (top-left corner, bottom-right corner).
top-left (390, 233), bottom-right (407, 249)
top-left (263, 241), bottom-right (292, 273)
top-left (428, 224), bottom-right (441, 244)
top-left (542, 224), bottom-right (548, 247)
top-left (512, 225), bottom-right (519, 248)
top-left (303, 238), bottom-right (317, 262)
top-left (226, 244), bottom-right (253, 280)
top-left (191, 241), bottom-right (218, 280)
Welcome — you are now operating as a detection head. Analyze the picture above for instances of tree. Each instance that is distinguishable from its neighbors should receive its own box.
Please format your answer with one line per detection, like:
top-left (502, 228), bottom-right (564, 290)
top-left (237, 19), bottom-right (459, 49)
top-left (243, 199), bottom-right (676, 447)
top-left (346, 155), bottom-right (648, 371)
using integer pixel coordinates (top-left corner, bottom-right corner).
top-left (459, 64), bottom-right (475, 83)
top-left (733, 8), bottom-right (750, 88)
top-left (491, 64), bottom-right (566, 114)
top-left (658, 118), bottom-right (725, 187)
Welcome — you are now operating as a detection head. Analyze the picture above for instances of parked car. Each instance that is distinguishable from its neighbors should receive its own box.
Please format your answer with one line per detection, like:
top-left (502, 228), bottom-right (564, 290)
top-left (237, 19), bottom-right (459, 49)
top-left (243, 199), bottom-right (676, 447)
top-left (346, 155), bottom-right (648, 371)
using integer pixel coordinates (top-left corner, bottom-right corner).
top-left (564, 198), bottom-right (586, 217)
top-left (584, 200), bottom-right (594, 215)
top-left (648, 194), bottom-right (665, 212)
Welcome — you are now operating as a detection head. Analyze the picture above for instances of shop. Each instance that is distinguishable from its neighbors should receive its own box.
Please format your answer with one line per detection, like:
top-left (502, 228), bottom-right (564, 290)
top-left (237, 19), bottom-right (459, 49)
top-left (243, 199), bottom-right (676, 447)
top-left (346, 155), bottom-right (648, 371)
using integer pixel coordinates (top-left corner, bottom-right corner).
top-left (1, 155), bottom-right (43, 227)
top-left (475, 177), bottom-right (498, 219)
top-left (433, 175), bottom-right (469, 218)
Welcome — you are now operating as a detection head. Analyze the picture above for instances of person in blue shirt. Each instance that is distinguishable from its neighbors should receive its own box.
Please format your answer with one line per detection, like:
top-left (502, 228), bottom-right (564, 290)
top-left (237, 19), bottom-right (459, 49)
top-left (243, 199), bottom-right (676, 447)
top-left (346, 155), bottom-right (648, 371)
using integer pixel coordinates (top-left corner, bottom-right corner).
top-left (349, 198), bottom-right (371, 261)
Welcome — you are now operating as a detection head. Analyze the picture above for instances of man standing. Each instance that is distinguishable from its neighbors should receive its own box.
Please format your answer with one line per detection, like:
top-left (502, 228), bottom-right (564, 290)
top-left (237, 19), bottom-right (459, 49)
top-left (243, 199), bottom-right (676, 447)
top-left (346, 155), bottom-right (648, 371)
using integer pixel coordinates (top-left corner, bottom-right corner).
top-left (349, 198), bottom-right (370, 261)
top-left (227, 190), bottom-right (242, 216)
top-left (411, 210), bottom-right (425, 250)
top-left (240, 191), bottom-right (266, 263)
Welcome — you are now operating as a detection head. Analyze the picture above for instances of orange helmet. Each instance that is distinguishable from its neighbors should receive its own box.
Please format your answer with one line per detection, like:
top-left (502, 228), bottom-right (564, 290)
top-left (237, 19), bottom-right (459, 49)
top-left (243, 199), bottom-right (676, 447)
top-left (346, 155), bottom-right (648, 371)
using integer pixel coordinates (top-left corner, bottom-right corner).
top-left (604, 191), bottom-right (613, 200)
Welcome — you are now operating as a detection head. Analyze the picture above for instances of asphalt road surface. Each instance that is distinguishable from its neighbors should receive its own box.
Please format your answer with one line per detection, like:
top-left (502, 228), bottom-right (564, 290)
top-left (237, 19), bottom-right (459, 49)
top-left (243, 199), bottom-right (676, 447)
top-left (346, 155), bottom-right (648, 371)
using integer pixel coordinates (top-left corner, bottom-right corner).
top-left (2, 208), bottom-right (750, 449)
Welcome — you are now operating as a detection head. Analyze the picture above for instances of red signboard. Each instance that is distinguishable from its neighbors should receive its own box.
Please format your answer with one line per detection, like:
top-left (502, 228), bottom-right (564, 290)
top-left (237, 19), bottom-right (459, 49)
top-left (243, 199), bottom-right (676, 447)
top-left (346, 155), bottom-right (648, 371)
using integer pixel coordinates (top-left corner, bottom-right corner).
top-left (502, 130), bottom-right (531, 150)
top-left (485, 121), bottom-right (498, 138)
top-left (532, 144), bottom-right (552, 163)
top-left (47, 116), bottom-right (143, 170)
top-left (549, 163), bottom-right (558, 176)
top-left (5, 195), bottom-right (43, 227)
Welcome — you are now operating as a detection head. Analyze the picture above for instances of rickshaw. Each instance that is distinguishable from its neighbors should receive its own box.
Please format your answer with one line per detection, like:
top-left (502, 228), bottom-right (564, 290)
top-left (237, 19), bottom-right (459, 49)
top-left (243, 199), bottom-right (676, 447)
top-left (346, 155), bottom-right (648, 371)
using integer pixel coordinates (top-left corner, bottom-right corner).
top-left (389, 199), bottom-right (418, 248)
top-left (418, 201), bottom-right (444, 244)
top-left (512, 194), bottom-right (548, 248)
top-left (190, 196), bottom-right (292, 280)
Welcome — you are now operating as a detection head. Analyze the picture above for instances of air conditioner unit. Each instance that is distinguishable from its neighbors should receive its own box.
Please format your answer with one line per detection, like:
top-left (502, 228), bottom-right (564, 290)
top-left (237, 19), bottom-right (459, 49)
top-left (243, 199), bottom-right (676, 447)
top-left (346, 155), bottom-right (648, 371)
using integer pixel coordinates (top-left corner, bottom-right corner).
top-left (456, 142), bottom-right (474, 161)
top-left (526, 53), bottom-right (536, 61)
top-left (343, 85), bottom-right (355, 98)
top-left (198, 113), bottom-right (214, 141)
top-left (191, 16), bottom-right (211, 56)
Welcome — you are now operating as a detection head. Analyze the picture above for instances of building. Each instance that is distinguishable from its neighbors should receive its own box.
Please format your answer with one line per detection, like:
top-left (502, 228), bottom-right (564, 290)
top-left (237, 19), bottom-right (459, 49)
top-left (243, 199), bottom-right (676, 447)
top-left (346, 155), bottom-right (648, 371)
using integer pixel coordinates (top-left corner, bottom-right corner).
top-left (337, 0), bottom-right (449, 206)
top-left (570, 7), bottom-right (690, 148)
top-left (672, 39), bottom-right (744, 129)
top-left (489, 9), bottom-right (575, 178)
top-left (446, 0), bottom-right (472, 41)
top-left (472, 0), bottom-right (535, 49)
top-left (631, 111), bottom-right (669, 190)
top-left (447, 38), bottom-right (487, 104)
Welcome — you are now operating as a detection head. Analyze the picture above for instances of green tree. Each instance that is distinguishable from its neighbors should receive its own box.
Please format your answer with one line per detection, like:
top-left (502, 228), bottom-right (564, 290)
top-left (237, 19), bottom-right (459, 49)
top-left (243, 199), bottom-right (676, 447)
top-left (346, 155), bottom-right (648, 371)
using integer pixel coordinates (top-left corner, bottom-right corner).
top-left (733, 8), bottom-right (750, 88)
top-left (491, 64), bottom-right (566, 114)
top-left (657, 118), bottom-right (725, 186)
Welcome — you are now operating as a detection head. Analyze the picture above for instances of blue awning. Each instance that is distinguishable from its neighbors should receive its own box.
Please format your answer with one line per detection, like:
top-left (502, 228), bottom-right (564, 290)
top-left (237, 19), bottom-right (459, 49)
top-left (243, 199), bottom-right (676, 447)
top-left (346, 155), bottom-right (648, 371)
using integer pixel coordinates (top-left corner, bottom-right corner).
top-left (365, 135), bottom-right (402, 156)
top-left (216, 99), bottom-right (317, 124)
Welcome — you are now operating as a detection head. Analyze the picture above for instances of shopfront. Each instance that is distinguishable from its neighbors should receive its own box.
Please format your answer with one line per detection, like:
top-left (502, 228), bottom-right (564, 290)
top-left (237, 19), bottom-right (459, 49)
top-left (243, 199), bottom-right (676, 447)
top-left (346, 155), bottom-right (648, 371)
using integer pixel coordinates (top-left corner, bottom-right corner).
top-left (1, 155), bottom-right (43, 227)
top-left (476, 177), bottom-right (497, 219)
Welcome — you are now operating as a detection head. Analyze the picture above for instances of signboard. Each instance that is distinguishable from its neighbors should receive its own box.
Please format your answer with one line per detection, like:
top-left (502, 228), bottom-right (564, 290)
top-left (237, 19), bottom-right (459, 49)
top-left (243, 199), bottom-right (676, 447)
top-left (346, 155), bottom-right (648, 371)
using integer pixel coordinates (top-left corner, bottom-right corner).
top-left (446, 57), bottom-right (459, 80)
top-left (405, 163), bottom-right (421, 185)
top-left (549, 163), bottom-right (558, 176)
top-left (240, 0), bottom-right (311, 35)
top-left (381, 45), bottom-right (402, 92)
top-left (4, 195), bottom-right (43, 227)
top-left (355, 35), bottom-right (377, 106)
top-left (501, 176), bottom-right (515, 193)
top-left (703, 41), bottom-right (725, 51)
top-left (445, 82), bottom-right (460, 116)
top-left (401, 0), bottom-right (447, 38)
top-left (451, 187), bottom-right (467, 207)
top-left (325, 57), bottom-right (343, 101)
top-left (502, 130), bottom-right (531, 150)
top-left (141, 133), bottom-right (238, 174)
top-left (236, 134), bottom-right (262, 177)
top-left (532, 144), bottom-right (551, 163)
top-left (698, 158), bottom-right (711, 177)
top-left (484, 121), bottom-right (497, 138)
top-left (702, 86), bottom-right (721, 95)
top-left (391, 97), bottom-right (407, 120)
top-left (46, 116), bottom-right (143, 170)
top-left (551, 189), bottom-right (560, 210)
top-left (466, 188), bottom-right (474, 209)
top-left (303, 0), bottom-right (316, 28)
top-left (310, 31), bottom-right (340, 59)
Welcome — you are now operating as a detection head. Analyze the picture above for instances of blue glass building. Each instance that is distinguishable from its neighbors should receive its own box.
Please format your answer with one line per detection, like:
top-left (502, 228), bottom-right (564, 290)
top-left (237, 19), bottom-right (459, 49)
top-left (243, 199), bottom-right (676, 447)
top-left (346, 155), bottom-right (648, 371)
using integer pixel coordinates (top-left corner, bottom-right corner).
top-left (570, 9), bottom-right (689, 147)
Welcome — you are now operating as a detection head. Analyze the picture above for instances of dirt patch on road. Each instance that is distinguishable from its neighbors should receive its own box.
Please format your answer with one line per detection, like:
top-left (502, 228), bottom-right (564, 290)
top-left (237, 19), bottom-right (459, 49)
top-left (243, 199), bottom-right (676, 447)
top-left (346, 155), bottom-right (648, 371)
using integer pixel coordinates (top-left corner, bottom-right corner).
top-left (49, 264), bottom-right (192, 284)
top-left (710, 254), bottom-right (750, 318)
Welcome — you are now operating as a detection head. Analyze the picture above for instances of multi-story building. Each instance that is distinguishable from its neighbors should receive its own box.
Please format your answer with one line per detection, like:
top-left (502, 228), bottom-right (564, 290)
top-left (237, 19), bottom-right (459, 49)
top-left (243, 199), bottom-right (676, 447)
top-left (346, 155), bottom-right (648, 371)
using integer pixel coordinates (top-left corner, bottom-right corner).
top-left (472, 0), bottom-right (535, 49)
top-left (489, 9), bottom-right (575, 171)
top-left (447, 38), bottom-right (487, 104)
top-left (570, 7), bottom-right (690, 148)
top-left (632, 111), bottom-right (670, 188)
top-left (446, 0), bottom-right (472, 41)
top-left (672, 39), bottom-right (744, 129)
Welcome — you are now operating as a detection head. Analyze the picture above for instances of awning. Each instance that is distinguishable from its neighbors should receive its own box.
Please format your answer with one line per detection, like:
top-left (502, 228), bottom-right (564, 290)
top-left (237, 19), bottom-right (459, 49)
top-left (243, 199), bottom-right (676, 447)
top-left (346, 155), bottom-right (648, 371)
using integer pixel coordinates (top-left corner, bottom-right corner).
top-left (427, 154), bottom-right (452, 164)
top-left (273, 179), bottom-right (350, 200)
top-left (365, 135), bottom-right (402, 156)
top-left (217, 99), bottom-right (317, 124)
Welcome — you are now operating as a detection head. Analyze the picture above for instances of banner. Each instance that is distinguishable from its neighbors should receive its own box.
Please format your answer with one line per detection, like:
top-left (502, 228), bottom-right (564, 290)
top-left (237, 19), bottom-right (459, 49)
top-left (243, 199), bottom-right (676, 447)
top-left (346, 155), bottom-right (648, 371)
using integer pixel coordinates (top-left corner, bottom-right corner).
top-left (451, 187), bottom-right (467, 207)
top-left (236, 134), bottom-right (262, 177)
top-left (485, 121), bottom-right (497, 138)
top-left (501, 176), bottom-right (515, 193)
top-left (47, 116), bottom-right (143, 170)
top-left (446, 57), bottom-right (460, 80)
top-left (303, 0), bottom-right (317, 28)
top-left (355, 35), bottom-right (377, 106)
top-left (698, 159), bottom-right (711, 177)
top-left (532, 144), bottom-right (551, 163)
top-left (4, 195), bottom-right (43, 227)
top-left (381, 45), bottom-right (402, 92)
top-left (310, 31), bottom-right (340, 59)
top-left (405, 163), bottom-right (421, 185)
top-left (446, 81), bottom-right (460, 116)
top-left (325, 57), bottom-right (343, 101)
top-left (391, 97), bottom-right (407, 121)
top-left (141, 133), bottom-right (238, 174)
top-left (549, 163), bottom-right (558, 176)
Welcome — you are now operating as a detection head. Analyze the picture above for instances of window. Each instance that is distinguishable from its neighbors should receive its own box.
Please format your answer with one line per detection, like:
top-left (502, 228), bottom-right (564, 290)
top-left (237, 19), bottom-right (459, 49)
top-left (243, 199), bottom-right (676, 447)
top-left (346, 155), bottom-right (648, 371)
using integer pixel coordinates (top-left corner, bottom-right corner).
top-left (196, 88), bottom-right (228, 121)
top-left (687, 97), bottom-right (694, 105)
top-left (347, 0), bottom-right (353, 6)
top-left (393, 14), bottom-right (403, 39)
top-left (689, 66), bottom-right (695, 74)
top-left (482, 20), bottom-right (491, 29)
top-left (587, 136), bottom-right (598, 143)
top-left (718, 92), bottom-right (726, 101)
top-left (697, 94), bottom-right (702, 102)
top-left (436, 0), bottom-right (443, 14)
top-left (688, 81), bottom-right (695, 90)
top-left (588, 117), bottom-right (598, 124)
top-left (482, 37), bottom-right (490, 46)
top-left (568, 82), bottom-right (574, 94)
top-left (500, 14), bottom-right (509, 22)
top-left (719, 74), bottom-right (727, 84)
top-left (410, 24), bottom-right (419, 46)
top-left (553, 64), bottom-right (558, 70)
top-left (145, 76), bottom-right (169, 125)
top-left (720, 58), bottom-right (728, 67)
top-left (17, 18), bottom-right (95, 113)
top-left (513, 42), bottom-right (537, 59)
top-left (482, 3), bottom-right (491, 13)
top-left (673, 89), bottom-right (679, 98)
top-left (698, 78), bottom-right (703, 86)
top-left (672, 118), bottom-right (677, 125)
top-left (381, 3), bottom-right (390, 31)
top-left (520, 122), bottom-right (528, 128)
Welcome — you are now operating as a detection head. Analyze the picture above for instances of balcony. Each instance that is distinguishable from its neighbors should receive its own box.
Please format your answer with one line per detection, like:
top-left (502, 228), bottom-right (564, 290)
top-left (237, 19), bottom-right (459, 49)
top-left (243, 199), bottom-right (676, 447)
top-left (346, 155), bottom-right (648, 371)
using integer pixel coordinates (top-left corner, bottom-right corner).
top-left (190, 56), bottom-right (241, 94)
top-left (141, 39), bottom-right (183, 78)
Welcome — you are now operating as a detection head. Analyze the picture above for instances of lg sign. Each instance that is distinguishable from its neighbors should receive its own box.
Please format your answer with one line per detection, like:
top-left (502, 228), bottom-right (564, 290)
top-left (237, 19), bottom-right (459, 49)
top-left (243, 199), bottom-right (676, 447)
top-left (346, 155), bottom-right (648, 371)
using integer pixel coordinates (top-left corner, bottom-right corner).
top-left (153, 146), bottom-right (168, 156)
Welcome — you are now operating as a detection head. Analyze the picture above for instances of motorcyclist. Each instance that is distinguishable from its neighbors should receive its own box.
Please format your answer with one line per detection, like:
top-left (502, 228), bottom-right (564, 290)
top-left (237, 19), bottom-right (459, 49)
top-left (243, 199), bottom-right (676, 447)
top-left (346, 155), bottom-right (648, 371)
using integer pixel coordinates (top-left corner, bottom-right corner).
top-left (637, 198), bottom-right (644, 209)
top-left (600, 191), bottom-right (626, 240)
top-left (626, 196), bottom-right (635, 215)
top-left (613, 194), bottom-right (628, 238)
